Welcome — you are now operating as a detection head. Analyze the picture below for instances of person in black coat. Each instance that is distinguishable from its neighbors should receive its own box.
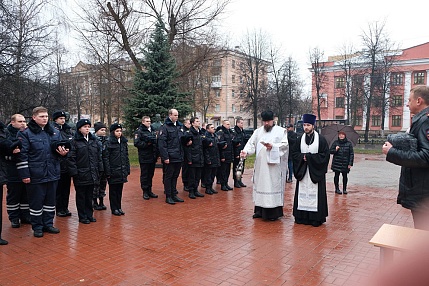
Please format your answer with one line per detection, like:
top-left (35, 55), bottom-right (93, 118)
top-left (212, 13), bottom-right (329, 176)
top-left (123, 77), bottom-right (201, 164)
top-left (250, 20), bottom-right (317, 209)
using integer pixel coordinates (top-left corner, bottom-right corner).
top-left (232, 118), bottom-right (247, 188)
top-left (52, 110), bottom-right (74, 217)
top-left (329, 131), bottom-right (354, 194)
top-left (216, 120), bottom-right (234, 191)
top-left (184, 117), bottom-right (205, 199)
top-left (68, 119), bottom-right (102, 224)
top-left (134, 116), bottom-right (158, 200)
top-left (5, 114), bottom-right (30, 228)
top-left (104, 123), bottom-right (130, 216)
top-left (202, 124), bottom-right (220, 195)
top-left (0, 121), bottom-right (12, 245)
top-left (286, 124), bottom-right (298, 183)
top-left (93, 122), bottom-right (108, 210)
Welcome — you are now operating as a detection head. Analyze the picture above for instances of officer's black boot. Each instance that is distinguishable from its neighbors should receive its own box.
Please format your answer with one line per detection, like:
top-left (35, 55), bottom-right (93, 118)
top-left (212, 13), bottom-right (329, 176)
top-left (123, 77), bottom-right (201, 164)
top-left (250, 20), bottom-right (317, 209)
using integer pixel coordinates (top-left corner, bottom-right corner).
top-left (234, 180), bottom-right (241, 188)
top-left (148, 188), bottom-right (158, 198)
top-left (99, 197), bottom-right (107, 210)
top-left (189, 190), bottom-right (196, 199)
top-left (343, 183), bottom-right (348, 194)
top-left (165, 196), bottom-right (176, 204)
top-left (221, 184), bottom-right (229, 191)
top-left (335, 184), bottom-right (342, 194)
top-left (143, 190), bottom-right (150, 200)
top-left (194, 189), bottom-right (205, 197)
top-left (205, 187), bottom-right (213, 195)
top-left (239, 180), bottom-right (247, 187)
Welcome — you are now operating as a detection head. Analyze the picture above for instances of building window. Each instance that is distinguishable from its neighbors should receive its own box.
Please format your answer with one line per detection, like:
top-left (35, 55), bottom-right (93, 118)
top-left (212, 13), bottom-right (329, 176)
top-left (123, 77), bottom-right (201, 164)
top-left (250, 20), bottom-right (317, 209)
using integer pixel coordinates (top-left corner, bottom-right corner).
top-left (320, 93), bottom-right (327, 108)
top-left (335, 97), bottom-right (345, 108)
top-left (335, 77), bottom-right (345, 88)
top-left (239, 76), bottom-right (243, 84)
top-left (215, 90), bottom-right (220, 97)
top-left (215, 104), bottom-right (220, 112)
top-left (213, 59), bottom-right (222, 67)
top-left (391, 95), bottom-right (402, 107)
top-left (231, 89), bottom-right (235, 97)
top-left (232, 104), bottom-right (236, 112)
top-left (372, 115), bottom-right (381, 126)
top-left (355, 116), bottom-right (362, 126)
top-left (391, 115), bottom-right (402, 127)
top-left (212, 75), bottom-right (221, 83)
top-left (414, 71), bottom-right (425, 84)
top-left (391, 73), bottom-right (403, 86)
top-left (232, 75), bottom-right (236, 83)
top-left (232, 60), bottom-right (235, 69)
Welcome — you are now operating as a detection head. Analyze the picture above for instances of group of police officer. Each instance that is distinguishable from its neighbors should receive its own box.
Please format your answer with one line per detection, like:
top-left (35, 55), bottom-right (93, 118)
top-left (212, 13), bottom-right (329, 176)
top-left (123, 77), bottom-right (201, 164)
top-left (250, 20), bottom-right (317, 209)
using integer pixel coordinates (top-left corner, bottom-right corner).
top-left (134, 108), bottom-right (249, 205)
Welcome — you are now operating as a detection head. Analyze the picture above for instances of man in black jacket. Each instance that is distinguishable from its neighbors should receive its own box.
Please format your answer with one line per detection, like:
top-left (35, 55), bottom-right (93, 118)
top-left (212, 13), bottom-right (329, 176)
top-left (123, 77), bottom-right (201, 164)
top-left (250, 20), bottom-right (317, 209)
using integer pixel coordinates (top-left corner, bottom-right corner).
top-left (232, 118), bottom-right (247, 188)
top-left (134, 116), bottom-right (158, 200)
top-left (216, 120), bottom-right (234, 191)
top-left (286, 124), bottom-right (298, 183)
top-left (5, 114), bottom-right (29, 228)
top-left (202, 124), bottom-right (220, 195)
top-left (383, 85), bottom-right (429, 230)
top-left (158, 109), bottom-right (186, 204)
top-left (52, 110), bottom-right (74, 217)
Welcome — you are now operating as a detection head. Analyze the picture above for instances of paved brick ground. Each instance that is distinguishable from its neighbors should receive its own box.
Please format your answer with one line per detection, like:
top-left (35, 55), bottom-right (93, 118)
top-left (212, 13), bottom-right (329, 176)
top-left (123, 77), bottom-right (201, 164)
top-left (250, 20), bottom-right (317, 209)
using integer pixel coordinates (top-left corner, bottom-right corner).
top-left (0, 154), bottom-right (411, 285)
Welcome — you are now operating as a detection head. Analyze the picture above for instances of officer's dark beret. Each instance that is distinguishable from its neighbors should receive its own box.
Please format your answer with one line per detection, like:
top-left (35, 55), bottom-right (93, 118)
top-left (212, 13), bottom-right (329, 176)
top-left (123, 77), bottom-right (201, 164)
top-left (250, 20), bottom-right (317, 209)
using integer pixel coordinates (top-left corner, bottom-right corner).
top-left (94, 122), bottom-right (107, 133)
top-left (52, 110), bottom-right (66, 121)
top-left (110, 123), bottom-right (123, 132)
top-left (76, 119), bottom-right (91, 130)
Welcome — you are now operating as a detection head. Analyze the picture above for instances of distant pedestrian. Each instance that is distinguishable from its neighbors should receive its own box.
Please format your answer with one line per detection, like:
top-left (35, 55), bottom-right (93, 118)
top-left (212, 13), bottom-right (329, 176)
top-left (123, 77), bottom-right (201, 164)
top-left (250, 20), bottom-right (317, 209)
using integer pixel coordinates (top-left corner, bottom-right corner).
top-left (329, 131), bottom-right (354, 194)
top-left (383, 85), bottom-right (429, 230)
top-left (286, 123), bottom-right (297, 183)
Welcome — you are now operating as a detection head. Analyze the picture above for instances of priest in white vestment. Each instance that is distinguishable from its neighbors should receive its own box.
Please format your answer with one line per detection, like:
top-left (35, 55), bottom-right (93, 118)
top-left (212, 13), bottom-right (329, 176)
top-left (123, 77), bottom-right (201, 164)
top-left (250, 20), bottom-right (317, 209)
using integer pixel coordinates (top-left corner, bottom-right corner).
top-left (240, 110), bottom-right (289, 221)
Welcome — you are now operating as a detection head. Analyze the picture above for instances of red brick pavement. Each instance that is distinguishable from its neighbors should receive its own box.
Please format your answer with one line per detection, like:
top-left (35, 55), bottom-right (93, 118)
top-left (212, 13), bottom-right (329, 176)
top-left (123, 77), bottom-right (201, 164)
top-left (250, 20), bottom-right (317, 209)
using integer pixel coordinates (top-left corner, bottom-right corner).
top-left (0, 154), bottom-right (412, 285)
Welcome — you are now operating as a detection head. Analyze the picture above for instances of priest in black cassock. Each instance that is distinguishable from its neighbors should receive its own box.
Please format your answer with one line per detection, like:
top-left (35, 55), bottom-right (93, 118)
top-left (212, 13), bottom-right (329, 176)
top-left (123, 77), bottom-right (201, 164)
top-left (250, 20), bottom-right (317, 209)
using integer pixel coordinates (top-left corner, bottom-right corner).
top-left (292, 114), bottom-right (330, 227)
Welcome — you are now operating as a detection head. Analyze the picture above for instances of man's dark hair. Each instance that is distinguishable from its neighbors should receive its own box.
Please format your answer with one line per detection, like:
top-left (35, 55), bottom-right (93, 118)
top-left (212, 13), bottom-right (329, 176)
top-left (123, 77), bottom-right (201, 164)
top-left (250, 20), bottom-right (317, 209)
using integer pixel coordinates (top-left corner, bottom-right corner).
top-left (190, 116), bottom-right (199, 124)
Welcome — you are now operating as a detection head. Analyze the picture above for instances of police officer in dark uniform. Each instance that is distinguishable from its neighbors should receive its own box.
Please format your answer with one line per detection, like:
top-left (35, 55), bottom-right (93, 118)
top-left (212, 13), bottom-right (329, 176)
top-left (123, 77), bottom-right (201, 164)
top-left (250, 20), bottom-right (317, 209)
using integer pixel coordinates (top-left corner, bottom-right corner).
top-left (52, 110), bottom-right (74, 217)
top-left (134, 116), bottom-right (158, 200)
top-left (17, 106), bottom-right (69, 238)
top-left (158, 109), bottom-right (186, 204)
top-left (216, 120), bottom-right (234, 191)
top-left (181, 119), bottom-right (191, 192)
top-left (202, 124), bottom-right (220, 195)
top-left (5, 114), bottom-right (29, 228)
top-left (184, 117), bottom-right (205, 199)
top-left (232, 118), bottom-right (247, 188)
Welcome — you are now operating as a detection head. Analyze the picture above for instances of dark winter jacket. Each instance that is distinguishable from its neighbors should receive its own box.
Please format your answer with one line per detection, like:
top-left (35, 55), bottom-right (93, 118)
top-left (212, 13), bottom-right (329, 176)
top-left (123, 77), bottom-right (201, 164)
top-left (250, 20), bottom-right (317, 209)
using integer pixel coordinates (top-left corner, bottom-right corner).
top-left (203, 132), bottom-right (221, 168)
top-left (0, 122), bottom-right (9, 185)
top-left (287, 130), bottom-right (298, 157)
top-left (184, 126), bottom-right (204, 167)
top-left (5, 124), bottom-right (24, 182)
top-left (16, 120), bottom-right (62, 184)
top-left (68, 131), bottom-right (103, 186)
top-left (53, 122), bottom-right (74, 173)
top-left (232, 126), bottom-right (246, 158)
top-left (157, 117), bottom-right (185, 163)
top-left (330, 138), bottom-right (354, 173)
top-left (104, 134), bottom-right (130, 184)
top-left (387, 106), bottom-right (429, 210)
top-left (216, 125), bottom-right (234, 163)
top-left (134, 124), bottom-right (158, 164)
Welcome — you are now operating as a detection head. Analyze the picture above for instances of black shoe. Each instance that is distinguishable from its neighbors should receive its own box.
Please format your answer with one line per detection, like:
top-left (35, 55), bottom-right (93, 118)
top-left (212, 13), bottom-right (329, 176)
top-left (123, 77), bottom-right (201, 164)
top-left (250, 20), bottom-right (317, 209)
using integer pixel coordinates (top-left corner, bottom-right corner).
top-left (343, 189), bottom-right (348, 194)
top-left (189, 192), bottom-right (196, 199)
top-left (43, 226), bottom-right (60, 234)
top-left (194, 191), bottom-right (204, 197)
top-left (210, 188), bottom-right (218, 194)
top-left (148, 191), bottom-right (158, 198)
top-left (252, 213), bottom-right (262, 219)
top-left (56, 211), bottom-right (68, 217)
top-left (11, 219), bottom-right (20, 228)
top-left (88, 217), bottom-right (97, 222)
top-left (79, 218), bottom-right (91, 224)
top-left (165, 197), bottom-right (176, 205)
top-left (335, 189), bottom-right (342, 194)
top-left (234, 182), bottom-right (242, 188)
top-left (93, 204), bottom-right (103, 210)
top-left (99, 204), bottom-right (107, 210)
top-left (221, 185), bottom-right (229, 191)
top-left (311, 221), bottom-right (322, 227)
top-left (239, 181), bottom-right (247, 187)
top-left (143, 192), bottom-right (150, 200)
top-left (0, 238), bottom-right (8, 245)
top-left (172, 195), bottom-right (184, 202)
top-left (205, 189), bottom-right (213, 195)
top-left (33, 230), bottom-right (44, 237)
top-left (112, 210), bottom-right (122, 216)
top-left (118, 209), bottom-right (125, 215)
top-left (65, 209), bottom-right (72, 216)
top-left (226, 185), bottom-right (233, 190)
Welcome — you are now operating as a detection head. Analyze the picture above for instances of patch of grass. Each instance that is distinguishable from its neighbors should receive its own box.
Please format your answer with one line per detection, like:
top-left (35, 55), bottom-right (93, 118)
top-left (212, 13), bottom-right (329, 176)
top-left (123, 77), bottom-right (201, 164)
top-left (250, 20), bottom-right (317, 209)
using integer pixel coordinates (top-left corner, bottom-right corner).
top-left (128, 144), bottom-right (139, 167)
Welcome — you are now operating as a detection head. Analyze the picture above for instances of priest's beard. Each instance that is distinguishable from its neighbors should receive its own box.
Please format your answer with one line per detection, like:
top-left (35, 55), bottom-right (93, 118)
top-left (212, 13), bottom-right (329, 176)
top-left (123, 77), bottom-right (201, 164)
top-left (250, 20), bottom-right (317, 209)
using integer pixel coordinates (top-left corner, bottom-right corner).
top-left (264, 125), bottom-right (273, 132)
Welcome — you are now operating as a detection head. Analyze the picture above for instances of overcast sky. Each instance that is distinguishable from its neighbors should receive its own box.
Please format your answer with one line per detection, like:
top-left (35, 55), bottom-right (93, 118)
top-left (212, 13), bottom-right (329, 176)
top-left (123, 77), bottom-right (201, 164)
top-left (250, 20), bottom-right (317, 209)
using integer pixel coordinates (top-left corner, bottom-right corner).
top-left (219, 0), bottom-right (429, 89)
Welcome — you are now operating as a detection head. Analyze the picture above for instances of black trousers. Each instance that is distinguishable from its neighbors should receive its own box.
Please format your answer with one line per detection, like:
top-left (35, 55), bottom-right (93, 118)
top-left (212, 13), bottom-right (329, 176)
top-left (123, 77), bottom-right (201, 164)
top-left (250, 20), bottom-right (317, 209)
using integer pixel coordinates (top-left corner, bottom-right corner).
top-left (140, 162), bottom-right (156, 192)
top-left (204, 167), bottom-right (217, 188)
top-left (56, 172), bottom-right (71, 213)
top-left (181, 162), bottom-right (190, 188)
top-left (163, 162), bottom-right (182, 196)
top-left (109, 183), bottom-right (124, 211)
top-left (0, 185), bottom-right (3, 238)
top-left (232, 157), bottom-right (245, 182)
top-left (188, 166), bottom-right (202, 191)
top-left (75, 184), bottom-right (94, 221)
top-left (219, 162), bottom-right (232, 185)
top-left (27, 181), bottom-right (57, 231)
top-left (6, 182), bottom-right (29, 221)
top-left (334, 171), bottom-right (348, 189)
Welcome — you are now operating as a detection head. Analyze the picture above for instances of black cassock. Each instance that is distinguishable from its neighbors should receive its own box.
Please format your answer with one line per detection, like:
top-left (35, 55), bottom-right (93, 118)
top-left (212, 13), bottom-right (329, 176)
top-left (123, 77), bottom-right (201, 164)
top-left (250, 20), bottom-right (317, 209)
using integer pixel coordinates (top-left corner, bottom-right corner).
top-left (291, 132), bottom-right (330, 226)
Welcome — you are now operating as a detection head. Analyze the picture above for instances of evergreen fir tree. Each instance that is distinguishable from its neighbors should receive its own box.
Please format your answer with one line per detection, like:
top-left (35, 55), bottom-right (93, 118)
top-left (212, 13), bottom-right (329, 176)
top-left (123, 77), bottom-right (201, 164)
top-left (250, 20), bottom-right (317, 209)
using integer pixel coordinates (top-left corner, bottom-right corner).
top-left (123, 19), bottom-right (191, 131)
